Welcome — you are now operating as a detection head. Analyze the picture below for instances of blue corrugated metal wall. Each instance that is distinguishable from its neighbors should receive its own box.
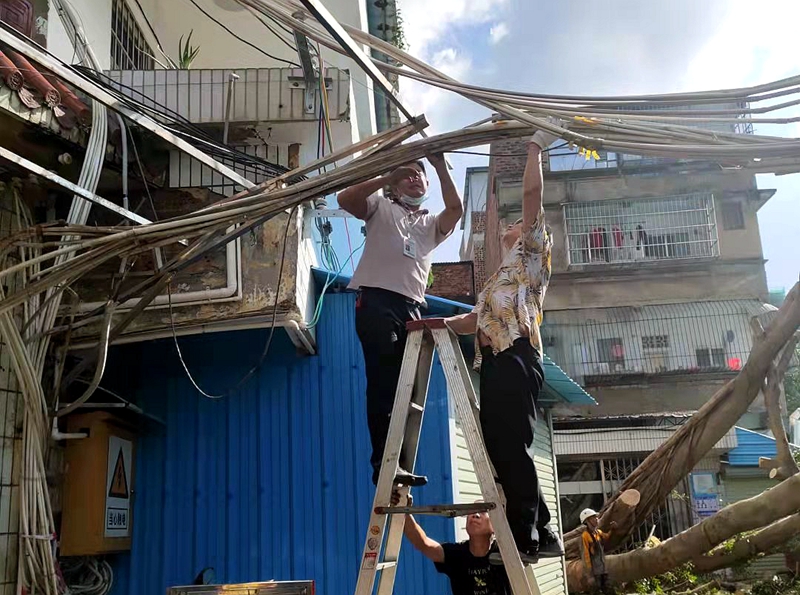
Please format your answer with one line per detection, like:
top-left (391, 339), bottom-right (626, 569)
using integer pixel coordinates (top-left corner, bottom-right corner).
top-left (103, 292), bottom-right (455, 595)
top-left (728, 427), bottom-right (777, 467)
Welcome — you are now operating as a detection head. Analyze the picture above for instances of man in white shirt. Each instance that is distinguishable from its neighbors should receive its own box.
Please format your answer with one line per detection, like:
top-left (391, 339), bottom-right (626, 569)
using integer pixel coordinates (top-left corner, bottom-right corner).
top-left (338, 154), bottom-right (463, 486)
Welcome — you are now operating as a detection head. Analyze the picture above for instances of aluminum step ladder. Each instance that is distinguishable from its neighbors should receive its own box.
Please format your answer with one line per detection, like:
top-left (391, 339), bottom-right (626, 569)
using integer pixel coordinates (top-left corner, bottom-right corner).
top-left (354, 318), bottom-right (543, 595)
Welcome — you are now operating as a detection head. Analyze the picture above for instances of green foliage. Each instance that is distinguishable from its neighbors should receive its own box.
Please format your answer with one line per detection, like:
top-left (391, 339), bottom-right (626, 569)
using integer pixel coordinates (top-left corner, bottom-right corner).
top-left (178, 30), bottom-right (201, 69)
top-left (750, 573), bottom-right (800, 595)
top-left (629, 563), bottom-right (700, 594)
top-left (392, 9), bottom-right (408, 51)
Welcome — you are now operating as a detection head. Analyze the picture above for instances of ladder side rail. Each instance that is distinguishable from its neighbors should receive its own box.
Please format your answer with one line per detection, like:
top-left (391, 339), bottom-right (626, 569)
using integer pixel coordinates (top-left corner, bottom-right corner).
top-left (375, 332), bottom-right (436, 595)
top-left (354, 330), bottom-right (428, 595)
top-left (431, 327), bottom-right (540, 595)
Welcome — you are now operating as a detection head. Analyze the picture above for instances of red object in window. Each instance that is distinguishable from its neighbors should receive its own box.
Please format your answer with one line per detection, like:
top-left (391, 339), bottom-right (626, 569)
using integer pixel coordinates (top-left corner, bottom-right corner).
top-left (613, 226), bottom-right (624, 247)
top-left (728, 357), bottom-right (742, 370)
top-left (0, 0), bottom-right (33, 37)
top-left (611, 344), bottom-right (625, 359)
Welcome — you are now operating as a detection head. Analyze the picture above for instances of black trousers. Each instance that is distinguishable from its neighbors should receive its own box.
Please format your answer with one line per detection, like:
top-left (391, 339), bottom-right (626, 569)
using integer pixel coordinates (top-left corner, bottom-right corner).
top-left (354, 287), bottom-right (421, 481)
top-left (480, 339), bottom-right (551, 550)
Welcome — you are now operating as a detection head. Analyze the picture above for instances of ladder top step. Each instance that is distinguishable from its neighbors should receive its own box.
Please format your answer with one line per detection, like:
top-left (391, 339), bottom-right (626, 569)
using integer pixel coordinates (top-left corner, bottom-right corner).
top-left (375, 502), bottom-right (496, 518)
top-left (406, 317), bottom-right (448, 332)
top-left (376, 561), bottom-right (397, 571)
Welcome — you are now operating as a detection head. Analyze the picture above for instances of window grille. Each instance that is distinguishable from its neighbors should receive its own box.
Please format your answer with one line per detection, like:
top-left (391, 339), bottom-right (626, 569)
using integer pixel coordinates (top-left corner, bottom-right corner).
top-left (111, 0), bottom-right (154, 71)
top-left (564, 193), bottom-right (719, 266)
top-left (541, 300), bottom-right (765, 385)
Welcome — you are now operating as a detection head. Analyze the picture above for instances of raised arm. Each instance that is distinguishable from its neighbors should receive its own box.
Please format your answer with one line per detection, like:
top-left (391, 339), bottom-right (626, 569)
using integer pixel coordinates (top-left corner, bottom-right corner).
top-left (404, 514), bottom-right (445, 564)
top-left (523, 126), bottom-right (558, 230)
top-left (338, 166), bottom-right (420, 220)
top-left (392, 491), bottom-right (445, 563)
top-left (428, 153), bottom-right (463, 237)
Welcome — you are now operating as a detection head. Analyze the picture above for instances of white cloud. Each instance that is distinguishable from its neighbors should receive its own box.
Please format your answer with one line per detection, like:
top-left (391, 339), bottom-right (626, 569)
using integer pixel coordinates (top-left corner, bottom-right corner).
top-left (397, 0), bottom-right (509, 59)
top-left (684, 0), bottom-right (800, 90)
top-left (400, 47), bottom-right (475, 132)
top-left (488, 22), bottom-right (509, 45)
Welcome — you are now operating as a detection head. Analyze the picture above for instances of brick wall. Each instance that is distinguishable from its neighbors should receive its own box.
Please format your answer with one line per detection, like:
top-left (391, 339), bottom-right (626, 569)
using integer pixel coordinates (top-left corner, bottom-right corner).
top-left (471, 211), bottom-right (487, 291)
top-left (491, 138), bottom-right (527, 182)
top-left (429, 262), bottom-right (475, 304)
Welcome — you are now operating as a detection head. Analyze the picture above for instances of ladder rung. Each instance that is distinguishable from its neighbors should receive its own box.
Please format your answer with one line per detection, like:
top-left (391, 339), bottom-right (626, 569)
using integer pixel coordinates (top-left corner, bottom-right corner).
top-left (409, 402), bottom-right (424, 413)
top-left (376, 561), bottom-right (397, 571)
top-left (375, 502), bottom-right (496, 518)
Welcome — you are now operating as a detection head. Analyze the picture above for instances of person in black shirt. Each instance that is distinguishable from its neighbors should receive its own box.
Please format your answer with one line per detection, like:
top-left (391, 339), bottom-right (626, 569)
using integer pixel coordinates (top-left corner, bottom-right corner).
top-left (397, 492), bottom-right (510, 595)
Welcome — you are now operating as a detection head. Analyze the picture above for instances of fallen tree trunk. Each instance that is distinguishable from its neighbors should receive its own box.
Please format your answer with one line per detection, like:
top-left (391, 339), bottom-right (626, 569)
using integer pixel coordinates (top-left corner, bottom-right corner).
top-left (566, 472), bottom-right (800, 592)
top-left (758, 333), bottom-right (800, 480)
top-left (564, 283), bottom-right (800, 559)
top-left (692, 513), bottom-right (800, 573)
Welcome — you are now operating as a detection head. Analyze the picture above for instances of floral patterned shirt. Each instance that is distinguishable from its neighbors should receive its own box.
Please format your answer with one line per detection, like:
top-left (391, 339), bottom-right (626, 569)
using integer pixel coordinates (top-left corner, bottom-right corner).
top-left (473, 209), bottom-right (552, 369)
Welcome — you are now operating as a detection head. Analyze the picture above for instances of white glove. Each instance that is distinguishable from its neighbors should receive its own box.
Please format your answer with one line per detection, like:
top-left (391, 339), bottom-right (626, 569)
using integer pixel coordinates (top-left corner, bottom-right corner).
top-left (530, 117), bottom-right (566, 150)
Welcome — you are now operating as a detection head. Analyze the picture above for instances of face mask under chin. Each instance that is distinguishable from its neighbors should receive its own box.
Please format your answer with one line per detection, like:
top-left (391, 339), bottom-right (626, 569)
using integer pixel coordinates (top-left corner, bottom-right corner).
top-left (400, 192), bottom-right (428, 207)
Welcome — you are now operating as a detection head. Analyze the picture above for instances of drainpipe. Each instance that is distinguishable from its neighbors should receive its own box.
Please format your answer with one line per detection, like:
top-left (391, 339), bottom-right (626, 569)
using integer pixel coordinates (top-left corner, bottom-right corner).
top-left (366, 0), bottom-right (399, 132)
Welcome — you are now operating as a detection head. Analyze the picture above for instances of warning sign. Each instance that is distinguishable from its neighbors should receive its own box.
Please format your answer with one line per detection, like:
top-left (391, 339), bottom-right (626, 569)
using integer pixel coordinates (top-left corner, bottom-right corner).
top-left (362, 553), bottom-right (377, 570)
top-left (108, 448), bottom-right (129, 499)
top-left (105, 435), bottom-right (132, 538)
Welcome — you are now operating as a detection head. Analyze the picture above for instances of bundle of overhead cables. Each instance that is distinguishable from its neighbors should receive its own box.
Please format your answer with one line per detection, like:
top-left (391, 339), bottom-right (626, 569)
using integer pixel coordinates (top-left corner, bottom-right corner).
top-left (1, 4), bottom-right (800, 594)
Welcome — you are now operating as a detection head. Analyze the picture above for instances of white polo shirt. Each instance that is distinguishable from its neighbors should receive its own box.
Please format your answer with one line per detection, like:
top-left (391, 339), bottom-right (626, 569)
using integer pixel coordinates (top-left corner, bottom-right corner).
top-left (348, 194), bottom-right (450, 303)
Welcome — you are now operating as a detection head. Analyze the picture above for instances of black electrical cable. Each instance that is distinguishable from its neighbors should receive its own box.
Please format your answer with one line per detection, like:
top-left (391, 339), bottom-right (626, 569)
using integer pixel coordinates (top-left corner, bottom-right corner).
top-left (252, 12), bottom-right (299, 55)
top-left (185, 0), bottom-right (301, 68)
top-left (168, 206), bottom-right (298, 399)
top-left (75, 67), bottom-right (292, 178)
top-left (132, 0), bottom-right (170, 64)
top-left (449, 141), bottom-right (571, 158)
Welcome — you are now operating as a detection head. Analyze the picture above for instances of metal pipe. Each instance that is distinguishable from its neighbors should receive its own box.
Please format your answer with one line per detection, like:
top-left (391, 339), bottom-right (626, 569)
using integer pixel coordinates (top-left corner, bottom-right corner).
top-left (0, 147), bottom-right (150, 225)
top-left (222, 73), bottom-right (239, 145)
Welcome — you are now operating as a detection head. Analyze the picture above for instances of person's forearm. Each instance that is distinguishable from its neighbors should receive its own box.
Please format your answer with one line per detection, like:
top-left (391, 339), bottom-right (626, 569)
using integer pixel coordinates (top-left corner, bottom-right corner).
top-left (403, 515), bottom-right (429, 550)
top-left (521, 144), bottom-right (544, 229)
top-left (338, 176), bottom-right (389, 218)
top-left (433, 162), bottom-right (463, 234)
top-left (444, 312), bottom-right (478, 335)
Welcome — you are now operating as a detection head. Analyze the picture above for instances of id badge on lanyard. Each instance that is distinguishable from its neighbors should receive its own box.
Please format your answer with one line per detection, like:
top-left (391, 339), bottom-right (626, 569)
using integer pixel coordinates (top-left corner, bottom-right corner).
top-left (403, 237), bottom-right (417, 259)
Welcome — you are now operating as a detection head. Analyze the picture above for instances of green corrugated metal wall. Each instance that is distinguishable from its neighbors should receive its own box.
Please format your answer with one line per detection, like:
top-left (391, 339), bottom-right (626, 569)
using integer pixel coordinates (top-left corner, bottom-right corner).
top-left (453, 409), bottom-right (566, 595)
top-left (722, 477), bottom-right (787, 578)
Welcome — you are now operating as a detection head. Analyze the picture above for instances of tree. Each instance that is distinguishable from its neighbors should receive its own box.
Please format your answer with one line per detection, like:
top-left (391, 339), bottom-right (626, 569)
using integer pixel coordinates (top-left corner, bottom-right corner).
top-left (563, 283), bottom-right (800, 593)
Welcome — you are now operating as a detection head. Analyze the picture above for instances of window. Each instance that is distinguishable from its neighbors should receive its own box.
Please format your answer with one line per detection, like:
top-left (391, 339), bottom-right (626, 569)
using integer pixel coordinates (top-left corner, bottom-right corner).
top-left (597, 338), bottom-right (625, 369)
top-left (696, 348), bottom-right (726, 369)
top-left (564, 193), bottom-right (719, 266)
top-left (720, 202), bottom-right (745, 230)
top-left (110, 0), bottom-right (154, 70)
top-left (642, 335), bottom-right (669, 350)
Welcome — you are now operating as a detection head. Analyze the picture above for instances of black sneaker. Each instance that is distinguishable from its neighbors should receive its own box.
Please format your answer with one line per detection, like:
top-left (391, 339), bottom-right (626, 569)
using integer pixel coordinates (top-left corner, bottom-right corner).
top-left (372, 467), bottom-right (428, 487)
top-left (538, 526), bottom-right (565, 558)
top-left (488, 545), bottom-right (539, 566)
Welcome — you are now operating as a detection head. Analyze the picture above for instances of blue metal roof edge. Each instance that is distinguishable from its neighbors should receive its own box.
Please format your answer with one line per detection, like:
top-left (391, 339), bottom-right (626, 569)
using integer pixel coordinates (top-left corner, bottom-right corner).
top-left (727, 426), bottom-right (800, 467)
top-left (310, 267), bottom-right (596, 406)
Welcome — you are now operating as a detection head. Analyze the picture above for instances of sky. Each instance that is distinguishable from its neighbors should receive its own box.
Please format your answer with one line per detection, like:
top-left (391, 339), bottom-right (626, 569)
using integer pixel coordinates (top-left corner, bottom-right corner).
top-left (330, 0), bottom-right (800, 292)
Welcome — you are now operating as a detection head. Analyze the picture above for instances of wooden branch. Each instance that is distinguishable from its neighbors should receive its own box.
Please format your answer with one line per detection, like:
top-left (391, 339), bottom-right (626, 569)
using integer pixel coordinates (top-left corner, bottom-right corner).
top-left (566, 472), bottom-right (800, 592)
top-left (760, 333), bottom-right (800, 481)
top-left (692, 513), bottom-right (800, 573)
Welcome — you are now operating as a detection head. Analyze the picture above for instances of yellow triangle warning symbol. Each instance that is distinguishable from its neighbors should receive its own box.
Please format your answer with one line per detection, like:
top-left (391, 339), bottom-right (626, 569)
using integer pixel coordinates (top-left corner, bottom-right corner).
top-left (108, 447), bottom-right (129, 499)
